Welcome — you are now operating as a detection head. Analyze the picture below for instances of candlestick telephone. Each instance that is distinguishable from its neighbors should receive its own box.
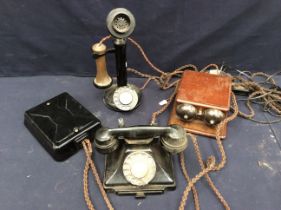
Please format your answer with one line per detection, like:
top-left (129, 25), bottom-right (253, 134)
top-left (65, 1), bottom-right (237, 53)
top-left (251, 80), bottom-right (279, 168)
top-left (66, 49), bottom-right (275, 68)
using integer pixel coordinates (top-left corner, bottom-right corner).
top-left (94, 120), bottom-right (188, 197)
top-left (92, 8), bottom-right (141, 112)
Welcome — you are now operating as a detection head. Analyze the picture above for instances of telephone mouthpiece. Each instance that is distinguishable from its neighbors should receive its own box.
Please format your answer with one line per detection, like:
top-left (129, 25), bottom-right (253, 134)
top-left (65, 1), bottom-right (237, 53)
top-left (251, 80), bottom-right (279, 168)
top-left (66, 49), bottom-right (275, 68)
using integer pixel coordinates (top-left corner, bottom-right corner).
top-left (106, 8), bottom-right (135, 39)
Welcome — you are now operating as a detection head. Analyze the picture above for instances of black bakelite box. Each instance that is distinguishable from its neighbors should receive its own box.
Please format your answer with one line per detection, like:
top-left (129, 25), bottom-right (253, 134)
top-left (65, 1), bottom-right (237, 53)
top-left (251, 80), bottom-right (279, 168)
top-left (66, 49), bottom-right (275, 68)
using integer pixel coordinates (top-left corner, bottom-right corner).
top-left (24, 92), bottom-right (101, 161)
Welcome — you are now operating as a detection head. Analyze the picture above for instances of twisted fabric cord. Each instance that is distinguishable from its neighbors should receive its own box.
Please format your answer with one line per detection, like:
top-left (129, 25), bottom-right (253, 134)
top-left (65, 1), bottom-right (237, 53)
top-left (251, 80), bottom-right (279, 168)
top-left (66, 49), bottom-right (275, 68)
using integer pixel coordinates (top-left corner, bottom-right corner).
top-left (83, 158), bottom-right (95, 210)
top-left (150, 85), bottom-right (179, 124)
top-left (233, 72), bottom-right (281, 123)
top-left (179, 153), bottom-right (200, 210)
top-left (178, 156), bottom-right (216, 210)
top-left (185, 134), bottom-right (230, 210)
top-left (82, 139), bottom-right (114, 210)
top-left (128, 37), bottom-right (167, 75)
top-left (98, 35), bottom-right (112, 46)
top-left (178, 93), bottom-right (238, 210)
top-left (213, 92), bottom-right (239, 171)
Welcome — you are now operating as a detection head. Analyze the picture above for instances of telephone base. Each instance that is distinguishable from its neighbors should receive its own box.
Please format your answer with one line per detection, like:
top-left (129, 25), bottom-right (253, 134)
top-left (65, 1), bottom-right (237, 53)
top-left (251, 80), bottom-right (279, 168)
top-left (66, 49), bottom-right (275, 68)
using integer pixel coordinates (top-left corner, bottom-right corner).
top-left (103, 143), bottom-right (176, 197)
top-left (103, 84), bottom-right (141, 112)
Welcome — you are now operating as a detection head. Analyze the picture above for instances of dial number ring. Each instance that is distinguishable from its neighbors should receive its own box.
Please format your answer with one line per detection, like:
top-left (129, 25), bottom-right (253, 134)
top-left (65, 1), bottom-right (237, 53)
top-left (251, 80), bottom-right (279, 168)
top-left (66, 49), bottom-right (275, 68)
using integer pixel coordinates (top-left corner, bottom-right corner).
top-left (122, 152), bottom-right (156, 186)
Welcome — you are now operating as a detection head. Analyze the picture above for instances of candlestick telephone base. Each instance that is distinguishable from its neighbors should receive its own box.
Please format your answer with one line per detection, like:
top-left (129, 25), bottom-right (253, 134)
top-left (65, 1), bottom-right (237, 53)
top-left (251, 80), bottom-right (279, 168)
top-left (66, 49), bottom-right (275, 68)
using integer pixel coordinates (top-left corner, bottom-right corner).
top-left (103, 84), bottom-right (141, 112)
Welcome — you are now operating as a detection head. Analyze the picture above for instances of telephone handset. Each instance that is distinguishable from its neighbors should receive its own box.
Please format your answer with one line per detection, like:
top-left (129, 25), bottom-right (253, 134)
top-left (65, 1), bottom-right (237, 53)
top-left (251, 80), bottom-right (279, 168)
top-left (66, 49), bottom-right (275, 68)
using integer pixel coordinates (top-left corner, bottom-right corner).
top-left (94, 123), bottom-right (188, 197)
top-left (92, 8), bottom-right (141, 112)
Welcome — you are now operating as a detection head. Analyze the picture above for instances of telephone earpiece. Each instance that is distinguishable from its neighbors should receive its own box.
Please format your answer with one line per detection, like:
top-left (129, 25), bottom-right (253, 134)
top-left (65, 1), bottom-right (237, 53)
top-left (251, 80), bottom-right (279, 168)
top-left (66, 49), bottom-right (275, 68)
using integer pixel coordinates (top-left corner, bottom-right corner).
top-left (92, 43), bottom-right (112, 88)
top-left (94, 127), bottom-right (119, 153)
top-left (161, 125), bottom-right (188, 154)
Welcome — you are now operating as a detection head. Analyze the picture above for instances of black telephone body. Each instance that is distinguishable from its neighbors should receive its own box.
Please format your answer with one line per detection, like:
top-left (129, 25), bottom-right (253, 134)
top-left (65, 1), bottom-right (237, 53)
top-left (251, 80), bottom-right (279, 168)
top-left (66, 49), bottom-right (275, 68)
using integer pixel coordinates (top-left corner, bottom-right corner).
top-left (94, 123), bottom-right (188, 197)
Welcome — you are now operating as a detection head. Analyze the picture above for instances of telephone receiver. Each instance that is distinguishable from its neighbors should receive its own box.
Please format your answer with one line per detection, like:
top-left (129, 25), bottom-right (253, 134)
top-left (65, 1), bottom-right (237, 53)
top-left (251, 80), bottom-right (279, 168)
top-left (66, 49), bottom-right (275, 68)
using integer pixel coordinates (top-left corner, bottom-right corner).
top-left (92, 8), bottom-right (141, 112)
top-left (94, 124), bottom-right (188, 154)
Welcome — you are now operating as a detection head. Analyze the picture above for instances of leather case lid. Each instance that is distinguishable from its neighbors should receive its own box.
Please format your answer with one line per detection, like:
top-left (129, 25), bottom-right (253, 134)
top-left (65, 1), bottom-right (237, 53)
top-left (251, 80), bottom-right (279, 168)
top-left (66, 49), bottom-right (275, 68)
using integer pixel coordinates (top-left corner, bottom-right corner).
top-left (176, 71), bottom-right (232, 111)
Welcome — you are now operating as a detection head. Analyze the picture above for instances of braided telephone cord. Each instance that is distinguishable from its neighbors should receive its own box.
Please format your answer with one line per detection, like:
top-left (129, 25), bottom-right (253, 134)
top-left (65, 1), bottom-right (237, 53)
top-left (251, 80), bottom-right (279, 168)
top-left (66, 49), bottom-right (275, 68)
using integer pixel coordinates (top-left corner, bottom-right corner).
top-left (179, 153), bottom-right (200, 210)
top-left (233, 72), bottom-right (281, 123)
top-left (82, 139), bottom-right (114, 210)
top-left (214, 93), bottom-right (239, 171)
top-left (187, 134), bottom-right (231, 210)
top-left (178, 92), bottom-right (238, 210)
top-left (179, 155), bottom-right (216, 210)
top-left (98, 35), bottom-right (112, 46)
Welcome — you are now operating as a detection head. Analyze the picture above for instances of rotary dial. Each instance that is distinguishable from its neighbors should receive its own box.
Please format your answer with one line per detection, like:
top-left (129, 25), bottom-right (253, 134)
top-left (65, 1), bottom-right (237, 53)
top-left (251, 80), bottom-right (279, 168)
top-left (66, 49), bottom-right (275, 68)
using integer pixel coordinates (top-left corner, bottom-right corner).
top-left (122, 152), bottom-right (156, 186)
top-left (113, 86), bottom-right (139, 111)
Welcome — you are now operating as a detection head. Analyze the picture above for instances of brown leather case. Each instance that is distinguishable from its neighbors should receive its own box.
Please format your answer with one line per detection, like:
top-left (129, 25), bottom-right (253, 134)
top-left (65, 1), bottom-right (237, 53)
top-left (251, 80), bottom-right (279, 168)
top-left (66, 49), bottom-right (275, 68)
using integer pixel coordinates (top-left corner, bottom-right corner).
top-left (169, 70), bottom-right (232, 139)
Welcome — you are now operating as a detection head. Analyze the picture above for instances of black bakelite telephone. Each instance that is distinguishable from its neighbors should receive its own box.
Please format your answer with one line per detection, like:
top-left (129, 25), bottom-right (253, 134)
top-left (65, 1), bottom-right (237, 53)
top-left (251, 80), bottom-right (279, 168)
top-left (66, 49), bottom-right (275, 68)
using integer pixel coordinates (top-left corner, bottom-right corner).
top-left (94, 120), bottom-right (188, 197)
